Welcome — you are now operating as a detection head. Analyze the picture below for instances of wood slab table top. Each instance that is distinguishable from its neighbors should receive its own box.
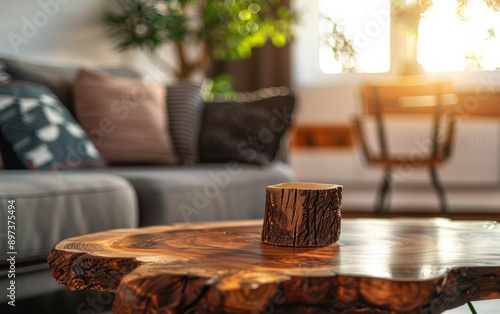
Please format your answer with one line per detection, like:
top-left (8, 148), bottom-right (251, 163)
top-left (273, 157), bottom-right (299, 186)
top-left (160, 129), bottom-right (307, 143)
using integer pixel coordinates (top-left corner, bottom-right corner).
top-left (48, 218), bottom-right (500, 314)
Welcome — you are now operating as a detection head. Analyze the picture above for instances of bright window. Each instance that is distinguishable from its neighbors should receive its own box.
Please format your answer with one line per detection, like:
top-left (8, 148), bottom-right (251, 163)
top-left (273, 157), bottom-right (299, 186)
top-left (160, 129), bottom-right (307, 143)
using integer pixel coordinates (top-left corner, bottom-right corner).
top-left (318, 0), bottom-right (391, 74)
top-left (418, 0), bottom-right (500, 72)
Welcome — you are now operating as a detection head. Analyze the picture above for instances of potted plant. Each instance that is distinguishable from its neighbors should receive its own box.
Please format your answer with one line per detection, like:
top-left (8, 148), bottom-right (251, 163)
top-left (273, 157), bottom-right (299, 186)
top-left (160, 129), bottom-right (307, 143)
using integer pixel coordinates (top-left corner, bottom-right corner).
top-left (103, 0), bottom-right (295, 81)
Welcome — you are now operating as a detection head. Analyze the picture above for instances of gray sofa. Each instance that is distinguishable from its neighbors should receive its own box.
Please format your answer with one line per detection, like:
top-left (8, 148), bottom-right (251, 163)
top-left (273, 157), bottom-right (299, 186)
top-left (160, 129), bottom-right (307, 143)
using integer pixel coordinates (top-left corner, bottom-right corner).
top-left (0, 56), bottom-right (297, 302)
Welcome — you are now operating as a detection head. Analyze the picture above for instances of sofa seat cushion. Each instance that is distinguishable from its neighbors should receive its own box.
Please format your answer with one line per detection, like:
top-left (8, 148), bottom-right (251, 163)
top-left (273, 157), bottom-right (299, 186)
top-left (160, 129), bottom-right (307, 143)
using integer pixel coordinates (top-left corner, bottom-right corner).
top-left (104, 161), bottom-right (297, 225)
top-left (0, 171), bottom-right (138, 265)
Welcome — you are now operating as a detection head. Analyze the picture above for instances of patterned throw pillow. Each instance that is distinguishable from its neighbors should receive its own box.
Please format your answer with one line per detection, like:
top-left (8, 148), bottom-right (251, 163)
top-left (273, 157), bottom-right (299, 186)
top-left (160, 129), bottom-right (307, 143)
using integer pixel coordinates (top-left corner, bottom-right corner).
top-left (0, 81), bottom-right (104, 170)
top-left (166, 82), bottom-right (204, 165)
top-left (199, 90), bottom-right (295, 165)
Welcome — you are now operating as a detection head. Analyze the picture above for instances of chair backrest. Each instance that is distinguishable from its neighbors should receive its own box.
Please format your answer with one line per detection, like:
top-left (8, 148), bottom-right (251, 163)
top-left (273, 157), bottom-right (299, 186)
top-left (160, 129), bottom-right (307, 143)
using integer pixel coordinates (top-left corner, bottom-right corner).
top-left (360, 77), bottom-right (456, 161)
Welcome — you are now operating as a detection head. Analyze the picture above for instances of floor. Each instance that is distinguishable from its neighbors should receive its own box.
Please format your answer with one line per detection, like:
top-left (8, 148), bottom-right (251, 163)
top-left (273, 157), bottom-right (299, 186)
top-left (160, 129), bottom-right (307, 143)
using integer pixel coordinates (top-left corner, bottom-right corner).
top-left (445, 300), bottom-right (500, 313)
top-left (341, 210), bottom-right (500, 221)
top-left (1, 290), bottom-right (499, 313)
top-left (340, 184), bottom-right (500, 215)
top-left (0, 290), bottom-right (114, 314)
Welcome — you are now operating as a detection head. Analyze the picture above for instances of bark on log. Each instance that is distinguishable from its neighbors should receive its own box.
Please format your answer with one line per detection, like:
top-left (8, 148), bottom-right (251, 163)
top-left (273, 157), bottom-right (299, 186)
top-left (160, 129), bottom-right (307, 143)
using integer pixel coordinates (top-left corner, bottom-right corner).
top-left (262, 183), bottom-right (342, 247)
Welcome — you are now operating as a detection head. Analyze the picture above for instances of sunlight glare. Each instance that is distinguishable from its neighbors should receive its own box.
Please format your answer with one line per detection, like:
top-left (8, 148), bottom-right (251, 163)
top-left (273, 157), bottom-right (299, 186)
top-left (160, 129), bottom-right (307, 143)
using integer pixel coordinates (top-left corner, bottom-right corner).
top-left (418, 0), bottom-right (500, 72)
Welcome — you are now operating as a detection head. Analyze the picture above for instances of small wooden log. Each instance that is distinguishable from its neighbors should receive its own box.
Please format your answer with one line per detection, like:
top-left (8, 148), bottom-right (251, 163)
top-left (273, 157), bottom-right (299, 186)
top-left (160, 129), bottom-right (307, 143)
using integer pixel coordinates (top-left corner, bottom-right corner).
top-left (261, 183), bottom-right (342, 247)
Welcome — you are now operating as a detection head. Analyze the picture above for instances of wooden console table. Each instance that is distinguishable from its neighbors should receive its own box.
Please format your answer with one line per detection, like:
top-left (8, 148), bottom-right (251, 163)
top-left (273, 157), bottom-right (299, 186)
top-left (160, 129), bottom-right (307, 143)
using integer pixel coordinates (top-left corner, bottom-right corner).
top-left (48, 218), bottom-right (500, 313)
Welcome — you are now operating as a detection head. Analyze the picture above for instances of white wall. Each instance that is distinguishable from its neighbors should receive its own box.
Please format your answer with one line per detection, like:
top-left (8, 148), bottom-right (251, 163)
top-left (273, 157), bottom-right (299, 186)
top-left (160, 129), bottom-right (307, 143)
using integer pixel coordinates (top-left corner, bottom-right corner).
top-left (0, 0), bottom-right (183, 80)
top-left (0, 0), bottom-right (122, 64)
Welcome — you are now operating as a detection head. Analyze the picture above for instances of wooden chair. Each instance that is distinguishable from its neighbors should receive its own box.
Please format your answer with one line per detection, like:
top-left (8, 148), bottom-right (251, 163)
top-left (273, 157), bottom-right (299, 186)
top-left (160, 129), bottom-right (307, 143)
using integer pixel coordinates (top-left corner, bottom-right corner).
top-left (353, 77), bottom-right (457, 216)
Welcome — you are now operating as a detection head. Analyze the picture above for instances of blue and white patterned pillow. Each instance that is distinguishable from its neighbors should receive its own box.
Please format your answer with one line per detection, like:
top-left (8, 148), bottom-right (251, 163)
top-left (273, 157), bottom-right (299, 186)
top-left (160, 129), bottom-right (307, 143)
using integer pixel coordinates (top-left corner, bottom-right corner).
top-left (0, 82), bottom-right (104, 170)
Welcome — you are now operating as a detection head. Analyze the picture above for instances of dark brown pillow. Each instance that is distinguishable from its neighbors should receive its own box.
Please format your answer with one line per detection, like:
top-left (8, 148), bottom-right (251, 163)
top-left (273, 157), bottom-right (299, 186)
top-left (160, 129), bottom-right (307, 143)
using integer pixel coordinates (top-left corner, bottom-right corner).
top-left (74, 67), bottom-right (178, 165)
top-left (199, 92), bottom-right (295, 165)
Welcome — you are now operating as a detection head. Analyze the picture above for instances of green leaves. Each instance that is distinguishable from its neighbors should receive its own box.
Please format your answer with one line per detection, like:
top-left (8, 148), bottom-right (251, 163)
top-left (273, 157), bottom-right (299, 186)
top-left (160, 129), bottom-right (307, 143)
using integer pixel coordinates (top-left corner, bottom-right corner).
top-left (103, 0), bottom-right (188, 50)
top-left (103, 0), bottom-right (294, 60)
top-left (198, 0), bottom-right (294, 59)
top-left (204, 74), bottom-right (236, 101)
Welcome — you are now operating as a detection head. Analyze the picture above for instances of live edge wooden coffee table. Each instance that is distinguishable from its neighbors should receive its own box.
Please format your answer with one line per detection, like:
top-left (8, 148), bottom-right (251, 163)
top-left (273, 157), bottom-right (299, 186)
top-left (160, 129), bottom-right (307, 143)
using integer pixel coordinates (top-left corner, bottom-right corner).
top-left (48, 218), bottom-right (500, 314)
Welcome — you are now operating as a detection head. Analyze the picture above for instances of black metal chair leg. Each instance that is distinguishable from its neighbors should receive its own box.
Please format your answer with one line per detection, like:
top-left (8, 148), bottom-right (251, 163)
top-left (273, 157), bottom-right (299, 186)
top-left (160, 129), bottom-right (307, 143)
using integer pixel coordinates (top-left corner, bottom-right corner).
top-left (429, 166), bottom-right (449, 217)
top-left (374, 168), bottom-right (391, 216)
top-left (467, 301), bottom-right (477, 314)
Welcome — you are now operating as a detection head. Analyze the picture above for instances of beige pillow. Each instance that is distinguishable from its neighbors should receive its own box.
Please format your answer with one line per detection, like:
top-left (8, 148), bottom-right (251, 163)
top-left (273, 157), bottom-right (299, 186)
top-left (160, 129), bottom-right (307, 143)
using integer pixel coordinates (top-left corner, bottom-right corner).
top-left (74, 67), bottom-right (178, 165)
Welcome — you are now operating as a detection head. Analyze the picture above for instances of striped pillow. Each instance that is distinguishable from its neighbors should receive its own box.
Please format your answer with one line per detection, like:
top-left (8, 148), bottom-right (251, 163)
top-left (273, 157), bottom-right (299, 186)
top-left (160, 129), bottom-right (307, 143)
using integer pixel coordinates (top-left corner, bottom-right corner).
top-left (166, 82), bottom-right (204, 165)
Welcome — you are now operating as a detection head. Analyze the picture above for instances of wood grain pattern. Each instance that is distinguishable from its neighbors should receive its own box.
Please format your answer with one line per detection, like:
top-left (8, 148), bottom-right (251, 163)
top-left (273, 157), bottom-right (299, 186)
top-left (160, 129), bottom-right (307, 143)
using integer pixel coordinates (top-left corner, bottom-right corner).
top-left (262, 183), bottom-right (342, 247)
top-left (48, 219), bottom-right (500, 314)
